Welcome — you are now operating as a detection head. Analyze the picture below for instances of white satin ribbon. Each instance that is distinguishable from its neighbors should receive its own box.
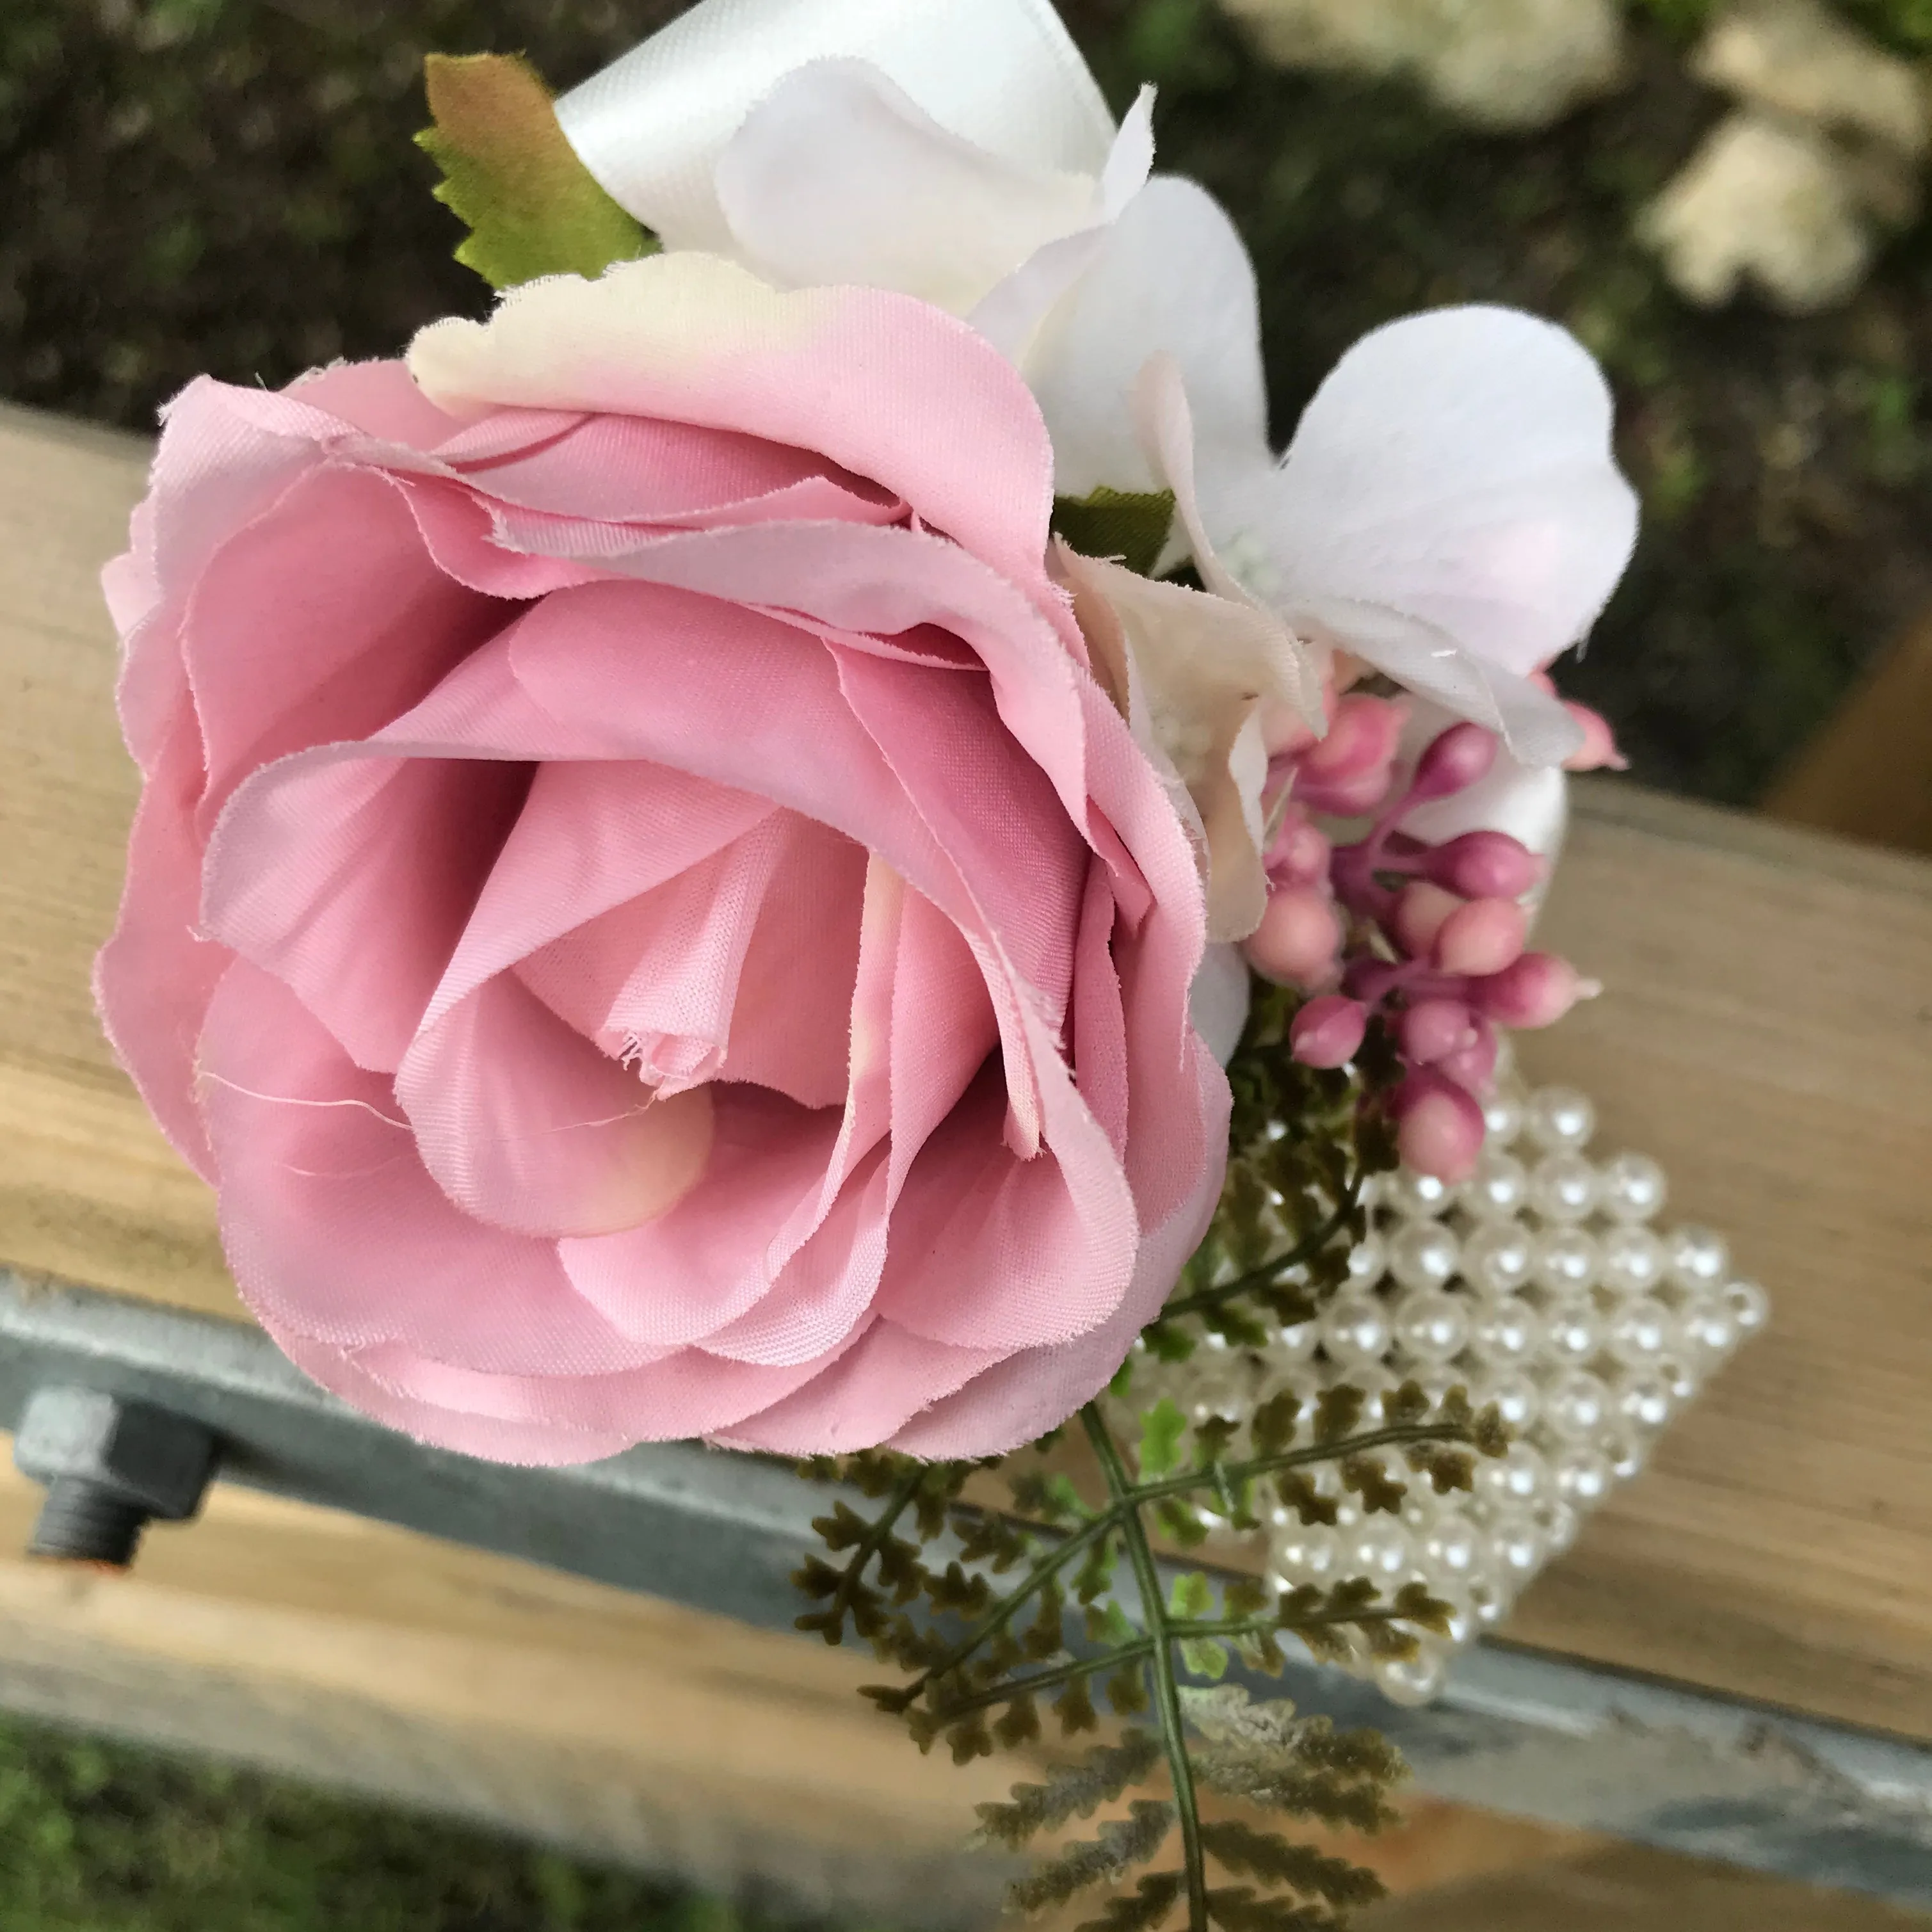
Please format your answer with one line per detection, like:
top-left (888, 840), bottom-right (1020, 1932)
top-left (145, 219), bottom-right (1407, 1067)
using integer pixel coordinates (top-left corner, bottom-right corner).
top-left (556, 0), bottom-right (1118, 255)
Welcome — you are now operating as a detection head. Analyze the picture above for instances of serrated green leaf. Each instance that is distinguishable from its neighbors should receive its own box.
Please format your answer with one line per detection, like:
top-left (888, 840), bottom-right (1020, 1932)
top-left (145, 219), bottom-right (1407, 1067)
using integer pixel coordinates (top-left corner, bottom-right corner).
top-left (1052, 487), bottom-right (1177, 577)
top-left (418, 53), bottom-right (655, 291)
top-left (1138, 1396), bottom-right (1189, 1479)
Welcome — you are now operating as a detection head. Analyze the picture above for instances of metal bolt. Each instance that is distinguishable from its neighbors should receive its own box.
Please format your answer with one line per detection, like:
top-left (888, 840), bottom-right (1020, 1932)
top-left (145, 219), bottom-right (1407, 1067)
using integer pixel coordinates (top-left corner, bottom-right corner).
top-left (13, 1387), bottom-right (218, 1569)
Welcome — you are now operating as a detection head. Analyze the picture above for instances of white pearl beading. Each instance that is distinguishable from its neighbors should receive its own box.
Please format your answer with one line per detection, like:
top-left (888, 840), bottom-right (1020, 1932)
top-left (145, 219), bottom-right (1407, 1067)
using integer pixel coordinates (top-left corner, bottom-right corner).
top-left (1122, 1075), bottom-right (1766, 1709)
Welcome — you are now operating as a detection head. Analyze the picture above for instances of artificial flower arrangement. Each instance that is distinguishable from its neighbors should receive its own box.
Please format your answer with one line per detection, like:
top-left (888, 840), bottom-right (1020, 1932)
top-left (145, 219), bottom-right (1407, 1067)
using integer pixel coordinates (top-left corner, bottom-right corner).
top-left (93, 0), bottom-right (1764, 1924)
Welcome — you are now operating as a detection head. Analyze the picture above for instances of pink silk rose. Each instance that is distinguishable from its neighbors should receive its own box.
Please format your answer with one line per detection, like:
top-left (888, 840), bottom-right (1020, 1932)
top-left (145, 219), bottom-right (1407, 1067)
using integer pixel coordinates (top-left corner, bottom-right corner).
top-left (97, 255), bottom-right (1229, 1465)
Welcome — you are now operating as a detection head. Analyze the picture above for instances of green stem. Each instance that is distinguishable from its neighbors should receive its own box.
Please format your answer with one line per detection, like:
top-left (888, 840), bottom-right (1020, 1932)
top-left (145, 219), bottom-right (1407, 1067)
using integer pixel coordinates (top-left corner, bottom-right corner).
top-left (899, 1509), bottom-right (1118, 1703)
top-left (1159, 1188), bottom-right (1359, 1327)
top-left (1083, 1403), bottom-right (1209, 1932)
top-left (931, 1639), bottom-right (1157, 1722)
top-left (1135, 1422), bottom-right (1474, 1510)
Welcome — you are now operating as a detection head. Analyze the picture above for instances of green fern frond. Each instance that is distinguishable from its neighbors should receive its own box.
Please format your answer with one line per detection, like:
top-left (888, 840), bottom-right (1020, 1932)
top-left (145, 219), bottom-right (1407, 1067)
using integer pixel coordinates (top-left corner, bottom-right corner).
top-left (1009, 1800), bottom-right (1179, 1914)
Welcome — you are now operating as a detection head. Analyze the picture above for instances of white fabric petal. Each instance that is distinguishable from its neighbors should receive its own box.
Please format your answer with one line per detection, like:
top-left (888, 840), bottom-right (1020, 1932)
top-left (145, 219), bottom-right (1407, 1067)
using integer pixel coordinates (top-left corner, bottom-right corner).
top-left (1190, 943), bottom-right (1253, 1067)
top-left (969, 88), bottom-right (1157, 361)
top-left (1238, 306), bottom-right (1639, 688)
top-left (718, 60), bottom-right (1100, 314)
top-left (1026, 176), bottom-right (1271, 498)
top-left (556, 0), bottom-right (1115, 253)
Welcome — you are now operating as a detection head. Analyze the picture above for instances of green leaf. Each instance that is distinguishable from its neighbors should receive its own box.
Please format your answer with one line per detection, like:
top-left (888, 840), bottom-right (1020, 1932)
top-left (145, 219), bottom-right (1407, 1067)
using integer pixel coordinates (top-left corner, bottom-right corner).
top-left (1168, 1572), bottom-right (1215, 1622)
top-left (1052, 487), bottom-right (1177, 577)
top-left (1138, 1396), bottom-right (1189, 1479)
top-left (1180, 1635), bottom-right (1232, 1680)
top-left (417, 53), bottom-right (655, 291)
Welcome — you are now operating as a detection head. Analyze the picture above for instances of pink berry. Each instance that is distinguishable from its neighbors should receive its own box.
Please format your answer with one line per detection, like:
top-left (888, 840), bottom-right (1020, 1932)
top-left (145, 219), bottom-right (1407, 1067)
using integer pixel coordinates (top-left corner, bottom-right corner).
top-left (1389, 881), bottom-right (1463, 960)
top-left (1392, 1071), bottom-right (1487, 1182)
top-left (1291, 995), bottom-right (1369, 1068)
top-left (1433, 897), bottom-right (1530, 978)
top-left (1409, 723), bottom-right (1499, 803)
top-left (1300, 694), bottom-right (1406, 785)
top-left (1399, 998), bottom-right (1480, 1067)
top-left (1435, 1025), bottom-right (1501, 1096)
top-left (1423, 831), bottom-right (1544, 901)
top-left (1267, 814), bottom-right (1332, 889)
top-left (1296, 762), bottom-right (1398, 817)
top-left (1244, 885), bottom-right (1343, 989)
top-left (1474, 952), bottom-right (1600, 1029)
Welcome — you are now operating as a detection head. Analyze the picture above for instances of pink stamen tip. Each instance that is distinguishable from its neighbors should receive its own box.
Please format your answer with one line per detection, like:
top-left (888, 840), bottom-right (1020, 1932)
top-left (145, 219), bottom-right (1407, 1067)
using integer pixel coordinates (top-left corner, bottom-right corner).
top-left (1433, 897), bottom-right (1529, 978)
top-left (1472, 952), bottom-right (1590, 1029)
top-left (1389, 881), bottom-right (1463, 960)
top-left (1562, 701), bottom-right (1627, 773)
top-left (1422, 831), bottom-right (1544, 901)
top-left (1399, 997), bottom-right (1481, 1067)
top-left (1267, 814), bottom-right (1332, 889)
top-left (1391, 1072), bottom-right (1486, 1183)
top-left (1244, 884), bottom-right (1344, 990)
top-left (1291, 994), bottom-right (1370, 1069)
top-left (1409, 723), bottom-right (1499, 803)
top-left (1299, 693), bottom-right (1406, 785)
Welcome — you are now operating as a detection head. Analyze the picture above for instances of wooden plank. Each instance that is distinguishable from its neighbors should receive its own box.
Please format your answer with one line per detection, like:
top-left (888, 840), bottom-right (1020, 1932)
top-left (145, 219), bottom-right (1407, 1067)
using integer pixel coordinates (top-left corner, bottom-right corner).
top-left (1763, 617), bottom-right (1932, 857)
top-left (1, 403), bottom-right (1929, 1745)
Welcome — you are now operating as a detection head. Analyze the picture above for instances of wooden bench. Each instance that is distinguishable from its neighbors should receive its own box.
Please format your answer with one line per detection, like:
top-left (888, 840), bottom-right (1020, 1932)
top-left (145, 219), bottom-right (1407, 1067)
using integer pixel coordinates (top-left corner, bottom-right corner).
top-left (3, 402), bottom-right (1929, 1923)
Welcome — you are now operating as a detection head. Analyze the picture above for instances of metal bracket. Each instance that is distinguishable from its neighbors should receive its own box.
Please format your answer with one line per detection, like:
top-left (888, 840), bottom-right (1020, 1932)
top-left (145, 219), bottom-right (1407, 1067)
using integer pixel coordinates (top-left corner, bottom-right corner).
top-left (2, 1270), bottom-right (1929, 1904)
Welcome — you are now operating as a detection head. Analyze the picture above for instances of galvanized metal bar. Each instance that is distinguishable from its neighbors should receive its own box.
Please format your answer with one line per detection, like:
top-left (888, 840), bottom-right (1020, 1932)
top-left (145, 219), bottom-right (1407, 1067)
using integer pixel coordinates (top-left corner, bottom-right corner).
top-left (2, 1271), bottom-right (1929, 1904)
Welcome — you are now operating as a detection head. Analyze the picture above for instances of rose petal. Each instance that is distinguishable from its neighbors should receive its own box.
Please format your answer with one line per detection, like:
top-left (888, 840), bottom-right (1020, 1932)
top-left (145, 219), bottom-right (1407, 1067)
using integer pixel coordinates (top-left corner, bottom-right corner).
top-left (395, 972), bottom-right (715, 1240)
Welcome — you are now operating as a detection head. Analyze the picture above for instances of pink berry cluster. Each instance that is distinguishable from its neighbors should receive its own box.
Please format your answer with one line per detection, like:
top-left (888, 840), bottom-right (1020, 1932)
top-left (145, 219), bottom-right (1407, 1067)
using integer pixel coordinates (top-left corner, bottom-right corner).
top-left (1245, 693), bottom-right (1612, 1184)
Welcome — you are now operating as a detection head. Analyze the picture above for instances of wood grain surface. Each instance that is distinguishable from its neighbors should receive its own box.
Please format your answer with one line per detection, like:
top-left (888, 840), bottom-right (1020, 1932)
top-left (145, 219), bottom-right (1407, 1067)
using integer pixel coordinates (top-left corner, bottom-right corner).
top-left (1, 403), bottom-right (1929, 1748)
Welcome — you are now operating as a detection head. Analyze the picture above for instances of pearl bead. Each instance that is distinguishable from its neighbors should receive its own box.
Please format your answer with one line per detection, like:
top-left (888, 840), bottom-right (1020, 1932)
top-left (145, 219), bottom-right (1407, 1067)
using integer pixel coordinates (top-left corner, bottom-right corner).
top-left (1598, 1223), bottom-right (1667, 1298)
top-left (1472, 1296), bottom-right (1545, 1365)
top-left (1599, 1151), bottom-right (1668, 1222)
top-left (1616, 1373), bottom-right (1673, 1431)
top-left (1725, 1278), bottom-right (1771, 1334)
top-left (1375, 1648), bottom-right (1448, 1707)
top-left (1389, 1221), bottom-right (1460, 1293)
top-left (1485, 1371), bottom-right (1542, 1433)
top-left (1392, 1289), bottom-right (1471, 1365)
top-left (1606, 1296), bottom-right (1680, 1368)
top-left (1275, 1319), bottom-right (1319, 1364)
top-left (1540, 1369), bottom-right (1612, 1441)
top-left (1479, 1442), bottom-right (1549, 1508)
top-left (1423, 1521), bottom-right (1481, 1583)
top-left (1482, 1091), bottom-right (1524, 1146)
top-left (1269, 1525), bottom-right (1339, 1582)
top-left (1345, 1234), bottom-right (1386, 1290)
top-left (1531, 1498), bottom-right (1581, 1556)
top-left (1385, 1166), bottom-right (1455, 1220)
top-left (1555, 1447), bottom-right (1613, 1506)
top-left (1667, 1226), bottom-right (1730, 1293)
top-left (1529, 1152), bottom-right (1599, 1223)
top-left (1604, 1431), bottom-right (1646, 1482)
top-left (1351, 1521), bottom-right (1413, 1582)
top-left (1525, 1086), bottom-right (1595, 1153)
top-left (1542, 1295), bottom-right (1604, 1367)
top-left (1488, 1510), bottom-right (1545, 1581)
top-left (1461, 1149), bottom-right (1529, 1220)
top-left (1463, 1223), bottom-right (1534, 1296)
top-left (1320, 1294), bottom-right (1393, 1370)
top-left (1532, 1228), bottom-right (1600, 1296)
top-left (1470, 1581), bottom-right (1509, 1626)
top-left (1680, 1301), bottom-right (1737, 1362)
